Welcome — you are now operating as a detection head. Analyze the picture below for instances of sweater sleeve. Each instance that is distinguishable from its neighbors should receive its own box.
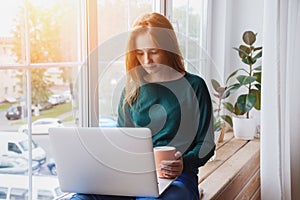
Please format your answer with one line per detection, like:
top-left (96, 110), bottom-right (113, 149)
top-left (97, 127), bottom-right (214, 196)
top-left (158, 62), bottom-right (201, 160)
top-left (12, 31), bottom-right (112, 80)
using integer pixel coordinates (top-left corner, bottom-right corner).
top-left (182, 78), bottom-right (216, 174)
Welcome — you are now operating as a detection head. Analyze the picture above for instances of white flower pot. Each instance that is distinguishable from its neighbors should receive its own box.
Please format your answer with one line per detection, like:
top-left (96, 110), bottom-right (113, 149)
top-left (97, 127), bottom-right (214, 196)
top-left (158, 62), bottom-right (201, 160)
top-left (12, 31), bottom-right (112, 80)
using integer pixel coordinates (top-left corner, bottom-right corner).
top-left (232, 116), bottom-right (257, 140)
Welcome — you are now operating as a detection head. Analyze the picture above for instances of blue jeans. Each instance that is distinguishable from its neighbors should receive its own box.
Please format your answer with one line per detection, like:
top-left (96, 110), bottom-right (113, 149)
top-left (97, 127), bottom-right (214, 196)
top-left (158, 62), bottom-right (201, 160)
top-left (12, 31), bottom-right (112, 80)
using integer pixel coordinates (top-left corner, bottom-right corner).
top-left (70, 173), bottom-right (199, 200)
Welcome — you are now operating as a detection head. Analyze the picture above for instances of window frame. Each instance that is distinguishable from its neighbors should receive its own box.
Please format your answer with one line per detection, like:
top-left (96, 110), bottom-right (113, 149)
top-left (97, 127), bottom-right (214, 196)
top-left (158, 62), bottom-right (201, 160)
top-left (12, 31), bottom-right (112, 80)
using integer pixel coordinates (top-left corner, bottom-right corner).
top-left (0, 1), bottom-right (87, 199)
top-left (0, 0), bottom-right (210, 199)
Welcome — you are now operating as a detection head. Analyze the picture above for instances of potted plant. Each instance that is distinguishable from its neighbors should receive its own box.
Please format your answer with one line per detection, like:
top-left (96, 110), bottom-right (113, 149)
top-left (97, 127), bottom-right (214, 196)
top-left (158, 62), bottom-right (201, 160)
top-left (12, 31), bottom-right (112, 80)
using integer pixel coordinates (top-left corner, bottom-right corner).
top-left (224, 30), bottom-right (262, 140)
top-left (211, 79), bottom-right (233, 143)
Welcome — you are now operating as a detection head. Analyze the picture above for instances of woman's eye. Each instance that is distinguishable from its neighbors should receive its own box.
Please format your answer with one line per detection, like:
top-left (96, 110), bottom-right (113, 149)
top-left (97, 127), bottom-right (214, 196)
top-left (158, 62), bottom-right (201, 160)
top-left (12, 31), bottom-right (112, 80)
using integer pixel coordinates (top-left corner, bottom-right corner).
top-left (136, 51), bottom-right (144, 56)
top-left (150, 50), bottom-right (158, 54)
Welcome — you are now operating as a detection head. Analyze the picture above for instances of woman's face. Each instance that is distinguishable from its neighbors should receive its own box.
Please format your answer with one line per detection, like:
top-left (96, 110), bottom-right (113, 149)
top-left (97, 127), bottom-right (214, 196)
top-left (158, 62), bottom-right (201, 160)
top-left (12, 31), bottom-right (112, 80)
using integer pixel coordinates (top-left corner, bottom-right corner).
top-left (135, 33), bottom-right (169, 75)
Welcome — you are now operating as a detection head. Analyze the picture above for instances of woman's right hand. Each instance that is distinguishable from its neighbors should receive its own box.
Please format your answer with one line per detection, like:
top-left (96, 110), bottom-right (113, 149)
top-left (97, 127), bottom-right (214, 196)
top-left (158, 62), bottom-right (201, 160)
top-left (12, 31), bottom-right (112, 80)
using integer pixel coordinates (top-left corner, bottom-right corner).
top-left (160, 151), bottom-right (183, 179)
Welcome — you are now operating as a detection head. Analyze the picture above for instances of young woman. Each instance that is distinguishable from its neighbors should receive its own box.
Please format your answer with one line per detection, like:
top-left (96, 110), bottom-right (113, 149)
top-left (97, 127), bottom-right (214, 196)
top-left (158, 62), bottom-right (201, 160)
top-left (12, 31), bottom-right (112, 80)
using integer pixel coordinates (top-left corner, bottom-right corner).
top-left (71, 12), bottom-right (215, 200)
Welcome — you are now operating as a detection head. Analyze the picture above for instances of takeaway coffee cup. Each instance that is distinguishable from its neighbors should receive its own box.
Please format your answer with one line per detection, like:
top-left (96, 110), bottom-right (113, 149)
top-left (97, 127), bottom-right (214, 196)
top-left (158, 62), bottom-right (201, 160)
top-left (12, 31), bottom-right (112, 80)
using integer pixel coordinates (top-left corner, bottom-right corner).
top-left (153, 146), bottom-right (176, 178)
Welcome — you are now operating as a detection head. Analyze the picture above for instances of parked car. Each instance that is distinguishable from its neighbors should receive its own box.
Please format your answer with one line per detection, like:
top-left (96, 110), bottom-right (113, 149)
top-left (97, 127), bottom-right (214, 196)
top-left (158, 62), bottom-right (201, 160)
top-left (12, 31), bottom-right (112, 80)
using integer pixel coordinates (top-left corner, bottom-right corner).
top-left (18, 118), bottom-right (64, 135)
top-left (0, 174), bottom-right (67, 199)
top-left (0, 132), bottom-right (46, 164)
top-left (5, 105), bottom-right (22, 120)
top-left (63, 90), bottom-right (72, 102)
top-left (5, 104), bottom-right (35, 120)
top-left (0, 155), bottom-right (40, 175)
top-left (48, 94), bottom-right (65, 105)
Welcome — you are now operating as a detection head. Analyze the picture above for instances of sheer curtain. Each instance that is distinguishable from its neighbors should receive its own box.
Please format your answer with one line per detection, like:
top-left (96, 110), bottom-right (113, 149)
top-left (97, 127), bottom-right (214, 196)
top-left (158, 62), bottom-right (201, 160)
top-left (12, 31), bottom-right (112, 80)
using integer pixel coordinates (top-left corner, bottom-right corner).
top-left (261, 0), bottom-right (300, 199)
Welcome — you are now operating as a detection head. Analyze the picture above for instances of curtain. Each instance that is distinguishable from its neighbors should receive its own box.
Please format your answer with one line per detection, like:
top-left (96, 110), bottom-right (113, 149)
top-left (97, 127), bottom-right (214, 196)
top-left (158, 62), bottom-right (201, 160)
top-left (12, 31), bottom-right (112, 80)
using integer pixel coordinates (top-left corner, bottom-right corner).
top-left (261, 0), bottom-right (300, 199)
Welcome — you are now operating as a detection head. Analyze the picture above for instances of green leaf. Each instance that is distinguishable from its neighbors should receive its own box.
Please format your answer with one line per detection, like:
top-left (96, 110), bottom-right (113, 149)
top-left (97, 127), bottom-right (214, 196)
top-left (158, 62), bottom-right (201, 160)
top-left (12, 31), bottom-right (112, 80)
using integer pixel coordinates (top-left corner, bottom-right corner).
top-left (236, 93), bottom-right (256, 113)
top-left (211, 79), bottom-right (220, 92)
top-left (253, 72), bottom-right (261, 83)
top-left (242, 57), bottom-right (250, 65)
top-left (254, 83), bottom-right (261, 90)
top-left (221, 115), bottom-right (233, 127)
top-left (223, 83), bottom-right (241, 97)
top-left (253, 65), bottom-right (262, 71)
top-left (243, 31), bottom-right (256, 45)
top-left (251, 57), bottom-right (257, 64)
top-left (253, 50), bottom-right (262, 60)
top-left (223, 102), bottom-right (234, 113)
top-left (214, 118), bottom-right (222, 131)
top-left (247, 56), bottom-right (254, 65)
top-left (254, 46), bottom-right (263, 51)
top-left (234, 103), bottom-right (245, 115)
top-left (225, 68), bottom-right (245, 84)
top-left (250, 89), bottom-right (261, 110)
top-left (234, 45), bottom-right (250, 59)
top-left (221, 90), bottom-right (231, 99)
top-left (236, 75), bottom-right (257, 85)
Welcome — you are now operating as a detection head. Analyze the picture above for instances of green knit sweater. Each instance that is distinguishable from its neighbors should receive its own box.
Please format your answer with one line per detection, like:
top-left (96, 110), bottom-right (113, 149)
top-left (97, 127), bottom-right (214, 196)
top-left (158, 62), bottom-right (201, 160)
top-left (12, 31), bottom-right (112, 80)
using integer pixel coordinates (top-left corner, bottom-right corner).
top-left (117, 72), bottom-right (215, 174)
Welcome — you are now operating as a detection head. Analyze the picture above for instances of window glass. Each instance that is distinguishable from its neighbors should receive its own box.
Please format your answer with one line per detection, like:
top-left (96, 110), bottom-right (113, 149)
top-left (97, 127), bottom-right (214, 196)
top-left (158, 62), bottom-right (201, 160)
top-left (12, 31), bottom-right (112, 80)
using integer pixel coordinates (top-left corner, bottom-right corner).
top-left (96, 0), bottom-right (209, 123)
top-left (0, 187), bottom-right (8, 199)
top-left (97, 0), bottom-right (155, 123)
top-left (8, 143), bottom-right (22, 154)
top-left (0, 0), bottom-right (83, 198)
top-left (172, 0), bottom-right (208, 78)
top-left (37, 189), bottom-right (54, 200)
top-left (19, 140), bottom-right (37, 151)
top-left (0, 0), bottom-right (22, 65)
top-left (10, 188), bottom-right (28, 200)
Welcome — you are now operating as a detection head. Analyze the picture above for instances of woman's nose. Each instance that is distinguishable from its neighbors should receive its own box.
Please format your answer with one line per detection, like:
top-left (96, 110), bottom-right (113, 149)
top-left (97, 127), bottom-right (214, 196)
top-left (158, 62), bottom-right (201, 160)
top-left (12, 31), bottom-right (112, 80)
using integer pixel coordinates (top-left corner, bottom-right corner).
top-left (143, 53), bottom-right (151, 64)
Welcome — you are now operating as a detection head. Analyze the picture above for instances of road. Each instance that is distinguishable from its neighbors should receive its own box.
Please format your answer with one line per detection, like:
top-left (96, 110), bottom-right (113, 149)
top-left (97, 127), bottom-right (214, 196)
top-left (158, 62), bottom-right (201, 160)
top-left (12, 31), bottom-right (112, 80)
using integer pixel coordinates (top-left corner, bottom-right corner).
top-left (0, 110), bottom-right (18, 131)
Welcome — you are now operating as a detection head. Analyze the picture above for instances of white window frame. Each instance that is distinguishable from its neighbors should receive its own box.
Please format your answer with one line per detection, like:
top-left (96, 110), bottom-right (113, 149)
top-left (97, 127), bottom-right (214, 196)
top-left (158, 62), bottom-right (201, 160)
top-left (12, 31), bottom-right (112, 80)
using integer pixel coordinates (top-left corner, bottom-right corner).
top-left (0, 1), bottom-right (87, 199)
top-left (0, 0), bottom-right (209, 199)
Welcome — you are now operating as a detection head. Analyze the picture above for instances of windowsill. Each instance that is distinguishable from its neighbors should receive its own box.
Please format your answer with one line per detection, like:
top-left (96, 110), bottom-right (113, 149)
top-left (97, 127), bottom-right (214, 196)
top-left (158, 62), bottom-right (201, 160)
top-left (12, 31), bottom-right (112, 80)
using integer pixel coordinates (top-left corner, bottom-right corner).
top-left (198, 132), bottom-right (260, 200)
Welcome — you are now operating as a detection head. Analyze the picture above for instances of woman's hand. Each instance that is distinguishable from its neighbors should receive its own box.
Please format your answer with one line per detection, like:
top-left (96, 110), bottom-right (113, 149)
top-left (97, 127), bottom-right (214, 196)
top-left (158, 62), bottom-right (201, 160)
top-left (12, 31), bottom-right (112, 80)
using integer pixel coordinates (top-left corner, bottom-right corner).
top-left (160, 151), bottom-right (183, 179)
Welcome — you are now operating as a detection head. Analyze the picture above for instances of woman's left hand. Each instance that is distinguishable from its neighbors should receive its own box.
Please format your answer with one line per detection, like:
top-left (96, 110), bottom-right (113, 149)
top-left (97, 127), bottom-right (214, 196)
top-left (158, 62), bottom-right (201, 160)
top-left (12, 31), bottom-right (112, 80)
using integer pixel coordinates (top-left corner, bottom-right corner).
top-left (160, 151), bottom-right (183, 179)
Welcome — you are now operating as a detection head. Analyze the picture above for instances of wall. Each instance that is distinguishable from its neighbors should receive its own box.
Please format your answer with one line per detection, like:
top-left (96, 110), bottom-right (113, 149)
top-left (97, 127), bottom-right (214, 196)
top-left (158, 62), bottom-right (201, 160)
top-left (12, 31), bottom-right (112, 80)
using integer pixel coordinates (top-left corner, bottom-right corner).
top-left (210, 1), bottom-right (300, 198)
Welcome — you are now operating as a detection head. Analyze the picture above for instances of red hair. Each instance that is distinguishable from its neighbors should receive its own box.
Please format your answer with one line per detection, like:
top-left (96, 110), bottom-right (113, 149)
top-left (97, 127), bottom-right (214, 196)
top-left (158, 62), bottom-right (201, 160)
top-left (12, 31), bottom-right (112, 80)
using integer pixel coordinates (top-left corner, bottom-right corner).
top-left (124, 13), bottom-right (185, 108)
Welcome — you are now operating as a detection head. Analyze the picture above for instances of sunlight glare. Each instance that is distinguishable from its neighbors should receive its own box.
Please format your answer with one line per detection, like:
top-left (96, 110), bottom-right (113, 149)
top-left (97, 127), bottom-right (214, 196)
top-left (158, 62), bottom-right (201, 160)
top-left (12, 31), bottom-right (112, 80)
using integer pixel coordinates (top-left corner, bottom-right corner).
top-left (0, 0), bottom-right (20, 36)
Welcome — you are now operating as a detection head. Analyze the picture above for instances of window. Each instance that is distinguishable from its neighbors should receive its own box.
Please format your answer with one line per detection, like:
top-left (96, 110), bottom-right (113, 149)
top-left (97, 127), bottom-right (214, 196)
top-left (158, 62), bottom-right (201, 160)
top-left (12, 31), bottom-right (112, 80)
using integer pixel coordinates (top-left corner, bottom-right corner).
top-left (96, 0), bottom-right (156, 123)
top-left (0, 187), bottom-right (8, 199)
top-left (0, 0), bottom-right (209, 199)
top-left (37, 189), bottom-right (54, 200)
top-left (96, 0), bottom-right (209, 122)
top-left (8, 143), bottom-right (22, 154)
top-left (172, 0), bottom-right (208, 78)
top-left (10, 188), bottom-right (28, 200)
top-left (0, 0), bottom-right (85, 198)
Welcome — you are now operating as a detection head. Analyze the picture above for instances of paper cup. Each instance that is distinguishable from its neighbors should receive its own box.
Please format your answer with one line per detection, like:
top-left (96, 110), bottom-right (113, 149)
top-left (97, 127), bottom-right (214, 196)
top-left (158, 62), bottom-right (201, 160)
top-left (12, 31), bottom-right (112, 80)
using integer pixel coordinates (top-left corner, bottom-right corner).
top-left (153, 146), bottom-right (176, 178)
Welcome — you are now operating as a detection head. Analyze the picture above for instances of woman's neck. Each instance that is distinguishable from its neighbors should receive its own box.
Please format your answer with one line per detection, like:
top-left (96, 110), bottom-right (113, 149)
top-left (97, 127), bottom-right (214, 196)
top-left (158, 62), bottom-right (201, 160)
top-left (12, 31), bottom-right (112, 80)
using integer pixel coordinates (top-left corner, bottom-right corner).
top-left (143, 65), bottom-right (185, 83)
top-left (144, 70), bottom-right (185, 83)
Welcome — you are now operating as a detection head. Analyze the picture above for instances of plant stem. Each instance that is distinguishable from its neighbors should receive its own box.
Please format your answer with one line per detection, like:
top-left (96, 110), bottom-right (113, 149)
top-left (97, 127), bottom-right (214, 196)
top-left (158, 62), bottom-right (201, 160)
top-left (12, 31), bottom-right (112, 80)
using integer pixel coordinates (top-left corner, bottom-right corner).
top-left (218, 96), bottom-right (221, 118)
top-left (247, 49), bottom-right (253, 119)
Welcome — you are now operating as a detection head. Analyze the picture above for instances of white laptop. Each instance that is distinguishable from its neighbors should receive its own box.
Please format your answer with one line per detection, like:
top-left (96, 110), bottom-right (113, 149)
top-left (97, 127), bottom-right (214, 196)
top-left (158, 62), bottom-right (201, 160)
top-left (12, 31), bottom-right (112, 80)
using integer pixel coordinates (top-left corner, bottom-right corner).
top-left (48, 127), bottom-right (175, 198)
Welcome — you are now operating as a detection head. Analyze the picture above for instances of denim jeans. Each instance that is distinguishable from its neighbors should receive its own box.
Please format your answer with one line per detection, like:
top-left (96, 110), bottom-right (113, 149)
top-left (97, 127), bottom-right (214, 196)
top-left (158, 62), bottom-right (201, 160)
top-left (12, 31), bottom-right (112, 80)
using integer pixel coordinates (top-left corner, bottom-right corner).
top-left (70, 172), bottom-right (199, 200)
